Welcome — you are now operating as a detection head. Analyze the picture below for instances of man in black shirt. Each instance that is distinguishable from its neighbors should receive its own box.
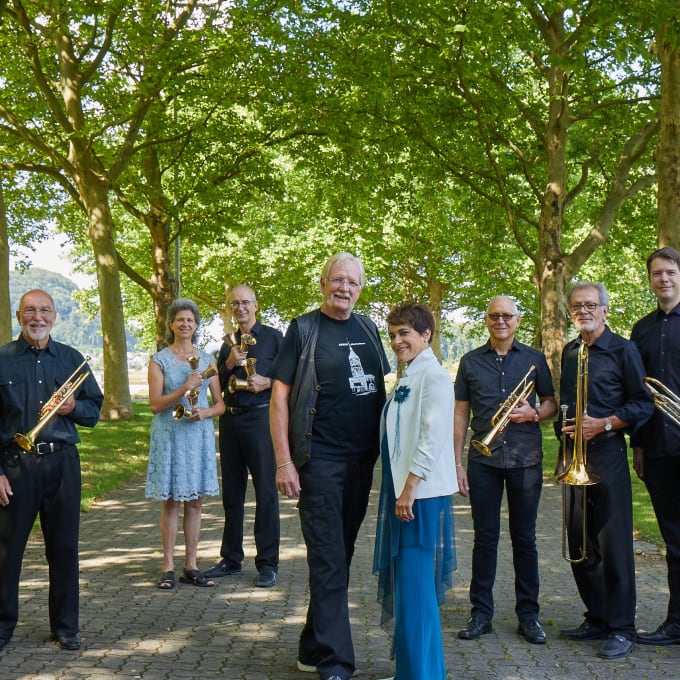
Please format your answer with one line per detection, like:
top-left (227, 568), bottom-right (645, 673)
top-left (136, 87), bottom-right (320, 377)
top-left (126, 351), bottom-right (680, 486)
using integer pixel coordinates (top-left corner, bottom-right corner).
top-left (559, 281), bottom-right (653, 660)
top-left (631, 247), bottom-right (680, 645)
top-left (0, 289), bottom-right (103, 653)
top-left (270, 253), bottom-right (389, 680)
top-left (204, 285), bottom-right (283, 588)
top-left (454, 295), bottom-right (556, 645)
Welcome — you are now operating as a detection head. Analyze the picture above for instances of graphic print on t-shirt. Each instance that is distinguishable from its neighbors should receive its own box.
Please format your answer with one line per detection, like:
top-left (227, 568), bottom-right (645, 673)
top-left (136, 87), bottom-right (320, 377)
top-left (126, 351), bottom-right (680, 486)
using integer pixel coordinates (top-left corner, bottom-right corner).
top-left (344, 338), bottom-right (377, 395)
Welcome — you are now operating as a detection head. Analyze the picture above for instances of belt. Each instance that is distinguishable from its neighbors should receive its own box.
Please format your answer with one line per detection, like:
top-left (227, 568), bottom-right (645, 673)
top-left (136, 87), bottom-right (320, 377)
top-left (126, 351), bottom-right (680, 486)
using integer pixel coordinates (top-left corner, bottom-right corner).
top-left (224, 403), bottom-right (270, 416)
top-left (2, 441), bottom-right (67, 455)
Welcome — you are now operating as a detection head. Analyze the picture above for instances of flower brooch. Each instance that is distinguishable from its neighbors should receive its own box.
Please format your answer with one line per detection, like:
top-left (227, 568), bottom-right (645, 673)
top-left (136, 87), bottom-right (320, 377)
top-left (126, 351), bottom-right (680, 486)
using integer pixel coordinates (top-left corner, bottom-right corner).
top-left (394, 385), bottom-right (410, 403)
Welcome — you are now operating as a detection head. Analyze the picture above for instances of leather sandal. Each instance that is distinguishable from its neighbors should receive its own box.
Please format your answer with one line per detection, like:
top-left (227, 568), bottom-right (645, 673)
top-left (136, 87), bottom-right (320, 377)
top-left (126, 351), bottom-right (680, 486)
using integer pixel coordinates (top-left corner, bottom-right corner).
top-left (157, 571), bottom-right (175, 590)
top-left (179, 568), bottom-right (215, 587)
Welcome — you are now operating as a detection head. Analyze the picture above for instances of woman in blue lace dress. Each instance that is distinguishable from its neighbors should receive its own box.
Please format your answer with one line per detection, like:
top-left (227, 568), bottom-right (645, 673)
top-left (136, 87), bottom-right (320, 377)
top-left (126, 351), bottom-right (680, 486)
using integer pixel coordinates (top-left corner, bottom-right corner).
top-left (373, 302), bottom-right (458, 680)
top-left (146, 298), bottom-right (225, 589)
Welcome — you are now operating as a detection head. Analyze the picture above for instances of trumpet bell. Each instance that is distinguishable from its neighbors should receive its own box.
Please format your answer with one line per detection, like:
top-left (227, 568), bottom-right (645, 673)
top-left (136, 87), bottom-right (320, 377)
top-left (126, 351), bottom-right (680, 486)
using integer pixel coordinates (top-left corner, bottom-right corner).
top-left (471, 439), bottom-right (492, 457)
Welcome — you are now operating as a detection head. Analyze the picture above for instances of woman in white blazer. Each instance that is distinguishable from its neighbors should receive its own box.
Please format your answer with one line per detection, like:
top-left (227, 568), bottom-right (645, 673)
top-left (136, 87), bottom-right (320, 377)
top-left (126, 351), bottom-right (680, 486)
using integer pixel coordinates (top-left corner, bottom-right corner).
top-left (373, 302), bottom-right (458, 680)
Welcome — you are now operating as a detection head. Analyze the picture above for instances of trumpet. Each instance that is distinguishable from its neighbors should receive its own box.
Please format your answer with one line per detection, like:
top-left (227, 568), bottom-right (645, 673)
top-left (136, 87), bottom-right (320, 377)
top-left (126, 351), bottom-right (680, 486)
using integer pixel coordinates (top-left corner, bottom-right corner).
top-left (644, 377), bottom-right (680, 427)
top-left (471, 365), bottom-right (536, 456)
top-left (228, 358), bottom-right (258, 393)
top-left (223, 332), bottom-right (257, 366)
top-left (556, 342), bottom-right (599, 564)
top-left (172, 357), bottom-right (217, 420)
top-left (13, 356), bottom-right (92, 452)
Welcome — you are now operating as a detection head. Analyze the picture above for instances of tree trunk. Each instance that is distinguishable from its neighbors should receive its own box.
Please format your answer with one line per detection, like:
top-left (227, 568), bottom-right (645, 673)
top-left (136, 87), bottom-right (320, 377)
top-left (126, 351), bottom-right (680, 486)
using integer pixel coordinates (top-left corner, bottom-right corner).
top-left (428, 277), bottom-right (443, 362)
top-left (82, 179), bottom-right (133, 420)
top-left (0, 180), bottom-right (10, 344)
top-left (657, 24), bottom-right (680, 248)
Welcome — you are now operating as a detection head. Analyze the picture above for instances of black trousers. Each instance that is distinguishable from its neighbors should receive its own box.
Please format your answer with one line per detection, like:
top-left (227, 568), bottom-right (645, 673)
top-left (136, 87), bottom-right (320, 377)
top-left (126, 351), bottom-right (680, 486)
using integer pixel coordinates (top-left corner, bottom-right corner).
top-left (297, 456), bottom-right (375, 680)
top-left (565, 434), bottom-right (636, 639)
top-left (0, 444), bottom-right (81, 640)
top-left (218, 407), bottom-right (280, 572)
top-left (642, 455), bottom-right (680, 624)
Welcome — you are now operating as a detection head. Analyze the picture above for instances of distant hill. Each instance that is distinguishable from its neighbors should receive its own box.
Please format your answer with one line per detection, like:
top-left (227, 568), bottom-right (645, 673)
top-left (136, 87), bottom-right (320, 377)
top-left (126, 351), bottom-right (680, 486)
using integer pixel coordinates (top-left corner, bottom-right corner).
top-left (10, 268), bottom-right (103, 351)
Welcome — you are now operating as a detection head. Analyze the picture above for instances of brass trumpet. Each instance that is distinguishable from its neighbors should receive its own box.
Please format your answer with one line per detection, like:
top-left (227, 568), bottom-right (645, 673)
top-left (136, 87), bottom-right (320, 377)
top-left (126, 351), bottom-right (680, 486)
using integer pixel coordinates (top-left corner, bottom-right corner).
top-left (471, 365), bottom-right (536, 456)
top-left (556, 342), bottom-right (599, 564)
top-left (644, 377), bottom-right (680, 427)
top-left (172, 357), bottom-right (217, 420)
top-left (13, 356), bottom-right (92, 452)
top-left (228, 358), bottom-right (257, 393)
top-left (223, 332), bottom-right (257, 366)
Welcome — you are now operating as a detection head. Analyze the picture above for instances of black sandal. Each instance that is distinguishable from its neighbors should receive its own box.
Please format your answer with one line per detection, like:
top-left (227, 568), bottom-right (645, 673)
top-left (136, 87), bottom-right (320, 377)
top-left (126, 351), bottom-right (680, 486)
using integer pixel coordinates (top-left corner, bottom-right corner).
top-left (157, 571), bottom-right (175, 590)
top-left (179, 568), bottom-right (215, 587)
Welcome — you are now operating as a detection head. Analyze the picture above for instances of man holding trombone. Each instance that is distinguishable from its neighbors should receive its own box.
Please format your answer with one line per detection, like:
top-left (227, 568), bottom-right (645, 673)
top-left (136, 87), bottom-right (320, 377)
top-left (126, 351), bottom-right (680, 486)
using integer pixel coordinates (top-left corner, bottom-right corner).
top-left (0, 289), bottom-right (103, 653)
top-left (454, 295), bottom-right (556, 644)
top-left (631, 247), bottom-right (680, 646)
top-left (558, 282), bottom-right (652, 659)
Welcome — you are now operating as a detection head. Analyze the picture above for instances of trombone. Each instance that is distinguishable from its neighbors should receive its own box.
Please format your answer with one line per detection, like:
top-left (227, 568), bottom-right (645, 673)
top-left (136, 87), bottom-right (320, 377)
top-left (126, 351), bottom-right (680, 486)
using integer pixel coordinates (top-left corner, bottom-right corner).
top-left (556, 342), bottom-right (600, 564)
top-left (644, 377), bottom-right (680, 427)
top-left (13, 356), bottom-right (92, 452)
top-left (471, 365), bottom-right (536, 456)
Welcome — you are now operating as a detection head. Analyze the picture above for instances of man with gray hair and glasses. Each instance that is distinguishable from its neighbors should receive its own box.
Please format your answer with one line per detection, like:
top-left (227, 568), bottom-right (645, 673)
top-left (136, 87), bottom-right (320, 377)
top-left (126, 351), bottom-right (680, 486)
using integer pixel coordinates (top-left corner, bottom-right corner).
top-left (270, 253), bottom-right (389, 680)
top-left (558, 281), bottom-right (653, 659)
top-left (454, 295), bottom-right (556, 646)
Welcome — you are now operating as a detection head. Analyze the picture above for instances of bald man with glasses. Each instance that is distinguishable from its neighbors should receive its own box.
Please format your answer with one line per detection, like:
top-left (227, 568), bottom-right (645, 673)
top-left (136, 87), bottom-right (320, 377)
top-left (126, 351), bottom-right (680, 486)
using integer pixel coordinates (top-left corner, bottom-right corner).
top-left (454, 295), bottom-right (556, 645)
top-left (204, 285), bottom-right (283, 588)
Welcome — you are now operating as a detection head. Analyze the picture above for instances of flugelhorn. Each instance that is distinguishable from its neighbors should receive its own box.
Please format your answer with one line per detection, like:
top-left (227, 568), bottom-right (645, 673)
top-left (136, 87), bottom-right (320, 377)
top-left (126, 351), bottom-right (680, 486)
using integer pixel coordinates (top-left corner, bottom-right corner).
top-left (172, 357), bottom-right (217, 420)
top-left (228, 358), bottom-right (257, 393)
top-left (13, 356), bottom-right (92, 452)
top-left (644, 377), bottom-right (680, 427)
top-left (556, 342), bottom-right (599, 564)
top-left (471, 365), bottom-right (536, 456)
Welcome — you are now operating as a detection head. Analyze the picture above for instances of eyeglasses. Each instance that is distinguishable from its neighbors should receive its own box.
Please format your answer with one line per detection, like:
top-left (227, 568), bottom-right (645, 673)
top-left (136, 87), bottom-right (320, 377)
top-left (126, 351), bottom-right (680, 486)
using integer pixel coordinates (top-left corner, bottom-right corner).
top-left (20, 306), bottom-right (55, 316)
top-left (325, 277), bottom-right (362, 290)
top-left (487, 313), bottom-right (517, 322)
top-left (230, 300), bottom-right (254, 309)
top-left (569, 302), bottom-right (602, 313)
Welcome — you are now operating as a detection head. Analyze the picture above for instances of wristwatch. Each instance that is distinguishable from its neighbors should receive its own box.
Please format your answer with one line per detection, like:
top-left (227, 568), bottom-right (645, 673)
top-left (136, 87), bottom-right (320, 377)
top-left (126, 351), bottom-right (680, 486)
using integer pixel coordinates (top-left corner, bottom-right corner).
top-left (533, 408), bottom-right (540, 423)
top-left (604, 417), bottom-right (612, 432)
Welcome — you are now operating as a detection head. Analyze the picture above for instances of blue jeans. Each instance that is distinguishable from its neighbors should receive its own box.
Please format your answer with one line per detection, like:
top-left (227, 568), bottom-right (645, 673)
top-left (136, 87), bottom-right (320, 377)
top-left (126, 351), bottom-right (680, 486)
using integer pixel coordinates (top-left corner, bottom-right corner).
top-left (467, 459), bottom-right (542, 621)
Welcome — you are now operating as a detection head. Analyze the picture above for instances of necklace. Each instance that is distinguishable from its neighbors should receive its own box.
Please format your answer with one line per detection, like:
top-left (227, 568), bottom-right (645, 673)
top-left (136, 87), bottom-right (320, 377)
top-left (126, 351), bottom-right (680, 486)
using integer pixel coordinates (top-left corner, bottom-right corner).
top-left (170, 345), bottom-right (196, 360)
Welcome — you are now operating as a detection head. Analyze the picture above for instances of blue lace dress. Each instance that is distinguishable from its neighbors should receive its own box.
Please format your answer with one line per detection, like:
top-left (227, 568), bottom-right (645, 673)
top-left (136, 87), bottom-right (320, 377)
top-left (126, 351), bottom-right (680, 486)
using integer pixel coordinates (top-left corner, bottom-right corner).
top-left (145, 348), bottom-right (219, 501)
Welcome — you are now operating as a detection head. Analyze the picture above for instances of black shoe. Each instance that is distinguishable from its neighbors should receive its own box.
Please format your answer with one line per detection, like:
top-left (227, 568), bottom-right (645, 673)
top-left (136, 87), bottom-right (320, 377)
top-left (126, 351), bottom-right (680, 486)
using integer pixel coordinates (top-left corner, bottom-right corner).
top-left (637, 621), bottom-right (680, 646)
top-left (457, 617), bottom-right (492, 640)
top-left (255, 567), bottom-right (277, 588)
top-left (517, 619), bottom-right (547, 644)
top-left (598, 633), bottom-right (635, 659)
top-left (560, 620), bottom-right (608, 641)
top-left (51, 633), bottom-right (81, 650)
top-left (203, 559), bottom-right (241, 578)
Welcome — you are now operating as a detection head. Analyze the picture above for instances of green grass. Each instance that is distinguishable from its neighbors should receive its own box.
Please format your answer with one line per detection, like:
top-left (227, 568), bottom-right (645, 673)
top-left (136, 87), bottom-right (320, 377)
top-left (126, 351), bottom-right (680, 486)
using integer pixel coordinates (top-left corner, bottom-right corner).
top-left (74, 405), bottom-right (664, 548)
top-left (541, 425), bottom-right (663, 547)
top-left (76, 400), bottom-right (153, 511)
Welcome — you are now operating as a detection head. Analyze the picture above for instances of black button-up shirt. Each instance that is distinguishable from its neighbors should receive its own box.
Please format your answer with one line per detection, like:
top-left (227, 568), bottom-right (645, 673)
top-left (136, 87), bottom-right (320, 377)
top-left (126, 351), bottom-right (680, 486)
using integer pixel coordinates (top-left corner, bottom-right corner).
top-left (630, 304), bottom-right (680, 456)
top-left (560, 326), bottom-right (653, 442)
top-left (454, 339), bottom-right (555, 468)
top-left (217, 321), bottom-right (283, 409)
top-left (0, 335), bottom-right (103, 473)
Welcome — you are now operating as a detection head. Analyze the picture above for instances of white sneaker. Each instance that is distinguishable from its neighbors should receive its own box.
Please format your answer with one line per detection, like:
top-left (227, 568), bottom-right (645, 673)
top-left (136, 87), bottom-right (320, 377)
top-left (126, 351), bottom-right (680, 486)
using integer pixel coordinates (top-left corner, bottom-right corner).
top-left (296, 660), bottom-right (317, 673)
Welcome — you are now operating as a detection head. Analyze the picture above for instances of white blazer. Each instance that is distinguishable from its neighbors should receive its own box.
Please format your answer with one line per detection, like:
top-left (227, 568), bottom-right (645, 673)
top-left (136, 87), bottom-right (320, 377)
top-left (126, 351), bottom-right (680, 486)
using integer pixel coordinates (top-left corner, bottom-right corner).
top-left (382, 347), bottom-right (458, 499)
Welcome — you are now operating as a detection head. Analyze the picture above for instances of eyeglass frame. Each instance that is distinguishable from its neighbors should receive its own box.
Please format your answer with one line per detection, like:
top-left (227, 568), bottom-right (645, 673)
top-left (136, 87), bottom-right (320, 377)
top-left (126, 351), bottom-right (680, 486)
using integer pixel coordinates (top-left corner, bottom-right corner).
top-left (486, 312), bottom-right (518, 322)
top-left (19, 306), bottom-right (55, 316)
top-left (568, 302), bottom-right (605, 313)
top-left (323, 276), bottom-right (362, 290)
top-left (229, 300), bottom-right (256, 309)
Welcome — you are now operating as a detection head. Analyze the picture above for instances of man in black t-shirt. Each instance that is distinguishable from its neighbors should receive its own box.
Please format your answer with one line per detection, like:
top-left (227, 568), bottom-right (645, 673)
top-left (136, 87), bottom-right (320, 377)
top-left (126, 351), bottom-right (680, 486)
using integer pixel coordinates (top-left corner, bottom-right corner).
top-left (270, 253), bottom-right (389, 680)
